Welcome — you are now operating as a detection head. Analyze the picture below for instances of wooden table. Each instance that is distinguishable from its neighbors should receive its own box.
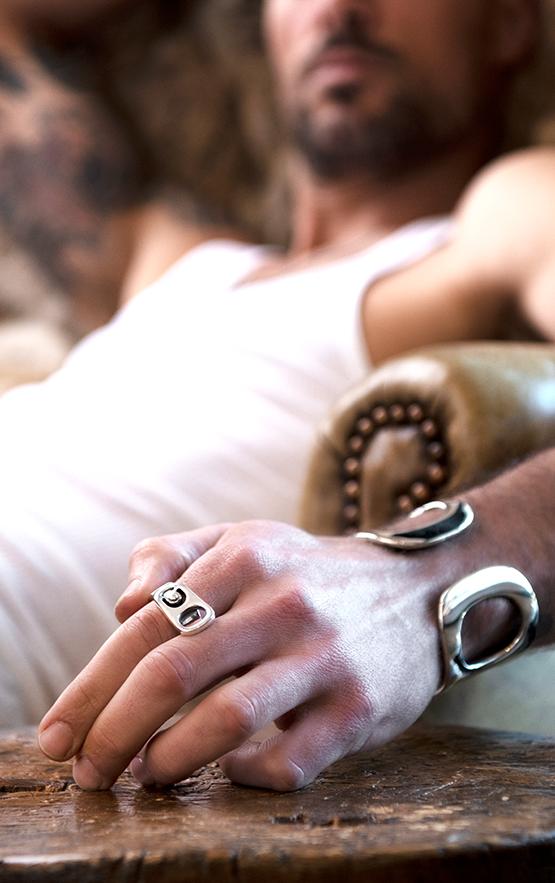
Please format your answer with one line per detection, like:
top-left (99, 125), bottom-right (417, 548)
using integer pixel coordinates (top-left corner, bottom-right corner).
top-left (0, 725), bottom-right (554, 882)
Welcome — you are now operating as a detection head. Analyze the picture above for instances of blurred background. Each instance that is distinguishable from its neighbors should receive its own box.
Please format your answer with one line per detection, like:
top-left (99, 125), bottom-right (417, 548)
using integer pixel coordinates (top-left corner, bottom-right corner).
top-left (0, 0), bottom-right (553, 390)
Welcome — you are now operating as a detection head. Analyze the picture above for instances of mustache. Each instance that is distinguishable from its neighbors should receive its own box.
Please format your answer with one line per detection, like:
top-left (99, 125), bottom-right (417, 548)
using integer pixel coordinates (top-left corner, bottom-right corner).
top-left (303, 28), bottom-right (398, 76)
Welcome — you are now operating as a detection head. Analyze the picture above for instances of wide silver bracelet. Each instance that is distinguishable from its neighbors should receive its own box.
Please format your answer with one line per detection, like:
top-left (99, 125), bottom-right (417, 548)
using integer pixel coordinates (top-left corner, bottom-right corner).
top-left (356, 500), bottom-right (540, 694)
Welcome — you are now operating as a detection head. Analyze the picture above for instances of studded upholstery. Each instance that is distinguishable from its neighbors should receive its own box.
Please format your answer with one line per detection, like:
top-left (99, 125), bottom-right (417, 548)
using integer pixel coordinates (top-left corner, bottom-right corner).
top-left (299, 343), bottom-right (555, 533)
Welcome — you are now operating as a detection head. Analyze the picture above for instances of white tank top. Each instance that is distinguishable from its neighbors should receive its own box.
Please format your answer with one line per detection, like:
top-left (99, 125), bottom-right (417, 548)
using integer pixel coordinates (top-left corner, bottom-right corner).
top-left (0, 217), bottom-right (451, 722)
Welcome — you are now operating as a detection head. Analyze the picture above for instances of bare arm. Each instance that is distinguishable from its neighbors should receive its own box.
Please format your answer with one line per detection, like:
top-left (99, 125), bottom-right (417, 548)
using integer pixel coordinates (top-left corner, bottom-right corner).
top-left (364, 148), bottom-right (555, 364)
top-left (451, 148), bottom-right (555, 340)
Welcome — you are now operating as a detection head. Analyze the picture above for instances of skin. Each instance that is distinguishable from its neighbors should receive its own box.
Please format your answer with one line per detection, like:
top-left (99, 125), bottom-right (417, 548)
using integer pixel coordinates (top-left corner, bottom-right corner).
top-left (36, 0), bottom-right (555, 790)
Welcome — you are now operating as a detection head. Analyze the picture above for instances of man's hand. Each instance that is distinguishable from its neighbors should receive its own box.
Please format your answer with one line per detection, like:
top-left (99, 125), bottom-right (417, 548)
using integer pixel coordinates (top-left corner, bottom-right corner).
top-left (38, 520), bottom-right (444, 792)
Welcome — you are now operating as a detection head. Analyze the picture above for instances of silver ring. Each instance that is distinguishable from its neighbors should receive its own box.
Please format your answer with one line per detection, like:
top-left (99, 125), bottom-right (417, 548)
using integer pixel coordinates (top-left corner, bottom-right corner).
top-left (151, 582), bottom-right (216, 635)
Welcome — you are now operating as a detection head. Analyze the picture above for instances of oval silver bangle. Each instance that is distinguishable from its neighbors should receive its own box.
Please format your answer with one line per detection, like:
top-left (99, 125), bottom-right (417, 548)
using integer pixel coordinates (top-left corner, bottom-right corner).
top-left (355, 500), bottom-right (540, 694)
top-left (434, 565), bottom-right (539, 694)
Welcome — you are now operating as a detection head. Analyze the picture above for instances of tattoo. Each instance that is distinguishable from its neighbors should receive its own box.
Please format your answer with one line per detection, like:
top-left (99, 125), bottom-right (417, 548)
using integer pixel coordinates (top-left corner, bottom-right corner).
top-left (0, 104), bottom-right (150, 292)
top-left (0, 0), bottom-right (273, 304)
top-left (0, 33), bottom-right (153, 298)
top-left (0, 57), bottom-right (26, 93)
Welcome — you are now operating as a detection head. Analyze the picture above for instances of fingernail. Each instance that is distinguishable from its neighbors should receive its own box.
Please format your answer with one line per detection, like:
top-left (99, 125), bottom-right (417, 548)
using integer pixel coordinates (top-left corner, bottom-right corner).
top-left (73, 755), bottom-right (108, 791)
top-left (130, 755), bottom-right (155, 786)
top-left (120, 577), bottom-right (142, 601)
top-left (115, 578), bottom-right (142, 611)
top-left (38, 721), bottom-right (75, 760)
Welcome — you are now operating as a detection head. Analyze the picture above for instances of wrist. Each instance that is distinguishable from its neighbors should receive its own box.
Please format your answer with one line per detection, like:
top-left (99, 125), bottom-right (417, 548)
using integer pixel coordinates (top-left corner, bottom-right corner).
top-left (362, 496), bottom-right (538, 693)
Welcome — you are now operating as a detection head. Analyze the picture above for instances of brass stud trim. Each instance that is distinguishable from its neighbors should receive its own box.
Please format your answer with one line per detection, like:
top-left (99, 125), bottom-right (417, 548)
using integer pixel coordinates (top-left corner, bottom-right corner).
top-left (389, 404), bottom-right (405, 423)
top-left (371, 405), bottom-right (388, 425)
top-left (348, 435), bottom-right (365, 454)
top-left (355, 417), bottom-right (374, 436)
top-left (341, 401), bottom-right (449, 533)
top-left (344, 480), bottom-right (360, 499)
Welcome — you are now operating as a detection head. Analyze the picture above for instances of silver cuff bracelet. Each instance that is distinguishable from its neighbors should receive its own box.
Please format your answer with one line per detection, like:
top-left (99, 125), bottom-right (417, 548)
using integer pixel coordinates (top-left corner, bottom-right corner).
top-left (356, 500), bottom-right (540, 694)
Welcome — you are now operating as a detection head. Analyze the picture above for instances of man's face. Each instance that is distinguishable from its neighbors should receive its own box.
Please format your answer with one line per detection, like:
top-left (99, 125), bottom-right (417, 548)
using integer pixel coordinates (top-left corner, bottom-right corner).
top-left (263, 0), bottom-right (533, 180)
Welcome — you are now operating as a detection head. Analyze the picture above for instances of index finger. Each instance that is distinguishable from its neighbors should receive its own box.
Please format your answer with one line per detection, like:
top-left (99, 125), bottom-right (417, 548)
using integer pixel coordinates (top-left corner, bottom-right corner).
top-left (115, 523), bottom-right (231, 623)
top-left (38, 602), bottom-right (177, 762)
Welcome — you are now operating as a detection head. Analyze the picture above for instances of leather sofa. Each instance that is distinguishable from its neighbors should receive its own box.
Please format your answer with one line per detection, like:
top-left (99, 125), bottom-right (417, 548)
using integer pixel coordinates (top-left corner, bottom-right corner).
top-left (300, 342), bottom-right (555, 534)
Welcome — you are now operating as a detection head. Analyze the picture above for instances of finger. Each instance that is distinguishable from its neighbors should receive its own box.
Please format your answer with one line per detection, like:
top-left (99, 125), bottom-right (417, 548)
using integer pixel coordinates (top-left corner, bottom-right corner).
top-left (116, 523), bottom-right (232, 622)
top-left (218, 698), bottom-right (368, 791)
top-left (38, 563), bottom-right (238, 763)
top-left (71, 607), bottom-right (274, 790)
top-left (38, 603), bottom-right (177, 762)
top-left (130, 657), bottom-right (320, 789)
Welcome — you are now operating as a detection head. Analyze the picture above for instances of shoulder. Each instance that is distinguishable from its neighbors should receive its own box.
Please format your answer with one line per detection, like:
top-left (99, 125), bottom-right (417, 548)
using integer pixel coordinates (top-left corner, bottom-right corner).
top-left (120, 201), bottom-right (255, 305)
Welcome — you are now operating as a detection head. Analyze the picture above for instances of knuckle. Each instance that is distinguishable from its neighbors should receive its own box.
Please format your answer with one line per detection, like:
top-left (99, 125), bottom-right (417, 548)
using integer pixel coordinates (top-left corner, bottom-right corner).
top-left (130, 536), bottom-right (172, 567)
top-left (71, 677), bottom-right (101, 723)
top-left (214, 687), bottom-right (259, 740)
top-left (88, 724), bottom-right (124, 761)
top-left (272, 581), bottom-right (317, 626)
top-left (140, 644), bottom-right (197, 698)
top-left (123, 604), bottom-right (170, 650)
top-left (336, 685), bottom-right (377, 752)
top-left (227, 518), bottom-right (272, 538)
top-left (347, 690), bottom-right (375, 728)
top-left (220, 539), bottom-right (269, 582)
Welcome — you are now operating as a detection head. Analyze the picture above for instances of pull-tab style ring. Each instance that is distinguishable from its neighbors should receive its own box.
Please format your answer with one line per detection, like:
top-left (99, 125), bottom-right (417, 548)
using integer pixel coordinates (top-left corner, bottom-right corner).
top-left (151, 582), bottom-right (216, 635)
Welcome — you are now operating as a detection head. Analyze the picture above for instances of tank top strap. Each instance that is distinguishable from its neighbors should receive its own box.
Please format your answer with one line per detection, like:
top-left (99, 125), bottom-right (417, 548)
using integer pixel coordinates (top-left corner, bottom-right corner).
top-left (166, 239), bottom-right (273, 291)
top-left (344, 217), bottom-right (454, 292)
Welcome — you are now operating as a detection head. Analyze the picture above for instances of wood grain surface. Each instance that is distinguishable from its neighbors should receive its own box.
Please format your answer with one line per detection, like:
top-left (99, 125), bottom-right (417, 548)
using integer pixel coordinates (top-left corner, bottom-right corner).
top-left (0, 725), bottom-right (554, 882)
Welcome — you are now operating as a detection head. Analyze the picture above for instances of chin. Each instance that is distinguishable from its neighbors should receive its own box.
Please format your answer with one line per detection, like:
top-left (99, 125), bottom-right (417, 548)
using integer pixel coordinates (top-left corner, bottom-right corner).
top-left (309, 80), bottom-right (394, 120)
top-left (308, 100), bottom-right (384, 140)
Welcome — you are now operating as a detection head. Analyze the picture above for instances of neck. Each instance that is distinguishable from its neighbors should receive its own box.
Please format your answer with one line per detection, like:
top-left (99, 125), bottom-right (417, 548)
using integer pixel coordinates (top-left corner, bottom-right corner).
top-left (288, 135), bottom-right (496, 255)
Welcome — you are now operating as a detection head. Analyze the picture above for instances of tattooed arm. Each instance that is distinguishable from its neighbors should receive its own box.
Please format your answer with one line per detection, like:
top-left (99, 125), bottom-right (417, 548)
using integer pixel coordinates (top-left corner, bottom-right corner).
top-left (0, 3), bottom-right (233, 338)
top-left (0, 16), bottom-right (149, 334)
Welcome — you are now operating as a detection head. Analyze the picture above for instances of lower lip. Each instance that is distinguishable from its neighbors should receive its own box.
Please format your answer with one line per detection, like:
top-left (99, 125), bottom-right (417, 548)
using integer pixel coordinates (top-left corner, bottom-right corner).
top-left (308, 57), bottom-right (383, 88)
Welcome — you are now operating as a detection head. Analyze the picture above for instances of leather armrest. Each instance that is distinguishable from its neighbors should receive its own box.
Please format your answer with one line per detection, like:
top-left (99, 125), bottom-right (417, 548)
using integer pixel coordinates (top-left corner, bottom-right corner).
top-left (299, 342), bottom-right (555, 535)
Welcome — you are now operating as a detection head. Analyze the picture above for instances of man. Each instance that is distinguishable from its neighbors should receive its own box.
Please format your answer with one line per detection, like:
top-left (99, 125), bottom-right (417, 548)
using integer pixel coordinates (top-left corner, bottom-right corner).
top-left (2, 0), bottom-right (555, 787)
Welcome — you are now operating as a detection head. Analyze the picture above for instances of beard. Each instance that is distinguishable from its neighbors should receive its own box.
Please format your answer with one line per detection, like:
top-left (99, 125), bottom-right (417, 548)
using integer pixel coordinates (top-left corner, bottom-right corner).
top-left (289, 84), bottom-right (489, 182)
